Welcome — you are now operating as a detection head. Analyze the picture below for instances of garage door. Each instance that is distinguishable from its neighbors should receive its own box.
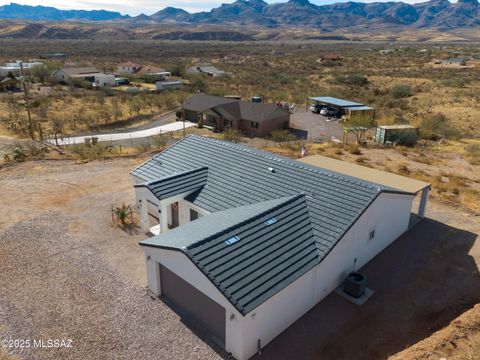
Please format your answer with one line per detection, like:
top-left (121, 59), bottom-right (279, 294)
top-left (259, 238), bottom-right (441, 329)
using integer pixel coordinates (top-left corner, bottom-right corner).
top-left (159, 264), bottom-right (226, 346)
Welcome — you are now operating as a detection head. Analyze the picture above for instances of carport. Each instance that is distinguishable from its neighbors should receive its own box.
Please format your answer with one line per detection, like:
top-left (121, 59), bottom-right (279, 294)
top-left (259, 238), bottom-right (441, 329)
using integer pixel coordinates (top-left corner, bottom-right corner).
top-left (307, 96), bottom-right (373, 120)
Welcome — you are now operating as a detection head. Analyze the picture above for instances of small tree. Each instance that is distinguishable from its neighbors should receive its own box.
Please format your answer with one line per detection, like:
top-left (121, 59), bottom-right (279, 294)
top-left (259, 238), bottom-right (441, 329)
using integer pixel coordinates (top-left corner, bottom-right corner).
top-left (420, 113), bottom-right (460, 140)
top-left (342, 115), bottom-right (375, 144)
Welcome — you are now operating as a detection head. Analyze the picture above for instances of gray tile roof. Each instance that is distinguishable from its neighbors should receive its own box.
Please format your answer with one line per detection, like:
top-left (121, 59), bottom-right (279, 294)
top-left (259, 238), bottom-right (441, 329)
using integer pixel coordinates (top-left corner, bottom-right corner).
top-left (182, 94), bottom-right (288, 123)
top-left (141, 195), bottom-right (317, 315)
top-left (134, 167), bottom-right (208, 200)
top-left (134, 135), bottom-right (409, 314)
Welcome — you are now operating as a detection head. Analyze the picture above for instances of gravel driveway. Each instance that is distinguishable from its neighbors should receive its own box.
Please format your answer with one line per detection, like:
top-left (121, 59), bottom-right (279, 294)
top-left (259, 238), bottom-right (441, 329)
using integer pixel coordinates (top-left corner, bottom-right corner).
top-left (0, 159), bottom-right (228, 360)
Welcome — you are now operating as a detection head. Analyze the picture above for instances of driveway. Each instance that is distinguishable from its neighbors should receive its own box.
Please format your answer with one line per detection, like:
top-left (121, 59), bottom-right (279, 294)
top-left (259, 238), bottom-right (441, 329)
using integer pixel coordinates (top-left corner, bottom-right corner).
top-left (290, 110), bottom-right (343, 142)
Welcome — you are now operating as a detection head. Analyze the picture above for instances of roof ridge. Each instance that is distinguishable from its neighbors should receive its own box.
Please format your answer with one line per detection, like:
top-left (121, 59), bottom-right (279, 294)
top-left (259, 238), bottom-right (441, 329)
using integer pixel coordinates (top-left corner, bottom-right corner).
top-left (138, 166), bottom-right (208, 187)
top-left (188, 135), bottom-right (382, 191)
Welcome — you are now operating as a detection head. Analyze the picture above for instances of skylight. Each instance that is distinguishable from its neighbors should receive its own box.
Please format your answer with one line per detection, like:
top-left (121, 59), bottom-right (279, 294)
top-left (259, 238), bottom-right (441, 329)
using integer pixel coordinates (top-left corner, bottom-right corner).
top-left (225, 235), bottom-right (240, 245)
top-left (264, 217), bottom-right (277, 225)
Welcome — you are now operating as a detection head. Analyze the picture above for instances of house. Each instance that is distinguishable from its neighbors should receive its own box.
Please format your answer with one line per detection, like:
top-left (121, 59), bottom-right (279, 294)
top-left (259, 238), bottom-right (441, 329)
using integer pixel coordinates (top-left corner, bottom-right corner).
top-left (187, 63), bottom-right (227, 78)
top-left (132, 135), bottom-right (430, 360)
top-left (319, 53), bottom-right (343, 62)
top-left (0, 60), bottom-right (43, 75)
top-left (182, 94), bottom-right (290, 137)
top-left (94, 74), bottom-right (116, 88)
top-left (137, 65), bottom-right (171, 79)
top-left (0, 76), bottom-right (20, 92)
top-left (155, 80), bottom-right (183, 91)
top-left (375, 124), bottom-right (418, 145)
top-left (117, 61), bottom-right (143, 74)
top-left (53, 67), bottom-right (101, 83)
top-left (440, 57), bottom-right (467, 66)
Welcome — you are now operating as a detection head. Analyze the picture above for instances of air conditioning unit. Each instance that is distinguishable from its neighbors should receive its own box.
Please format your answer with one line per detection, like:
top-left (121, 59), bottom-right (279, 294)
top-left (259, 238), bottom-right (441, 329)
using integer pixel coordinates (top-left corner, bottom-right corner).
top-left (343, 272), bottom-right (367, 298)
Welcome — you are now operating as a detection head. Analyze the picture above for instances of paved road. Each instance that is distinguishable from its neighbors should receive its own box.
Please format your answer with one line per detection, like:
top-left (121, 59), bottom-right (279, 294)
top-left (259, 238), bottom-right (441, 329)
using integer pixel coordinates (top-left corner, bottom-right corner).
top-left (48, 120), bottom-right (196, 146)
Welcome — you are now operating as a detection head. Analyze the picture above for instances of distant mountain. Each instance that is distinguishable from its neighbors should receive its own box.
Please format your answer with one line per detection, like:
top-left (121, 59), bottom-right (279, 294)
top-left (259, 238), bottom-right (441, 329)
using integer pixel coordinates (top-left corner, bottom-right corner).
top-left (0, 3), bottom-right (127, 21)
top-left (0, 0), bottom-right (480, 32)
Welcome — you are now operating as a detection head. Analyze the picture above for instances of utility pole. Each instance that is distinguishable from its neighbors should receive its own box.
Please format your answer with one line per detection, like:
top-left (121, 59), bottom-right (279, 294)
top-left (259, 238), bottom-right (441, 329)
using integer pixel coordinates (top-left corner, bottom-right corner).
top-left (20, 61), bottom-right (34, 140)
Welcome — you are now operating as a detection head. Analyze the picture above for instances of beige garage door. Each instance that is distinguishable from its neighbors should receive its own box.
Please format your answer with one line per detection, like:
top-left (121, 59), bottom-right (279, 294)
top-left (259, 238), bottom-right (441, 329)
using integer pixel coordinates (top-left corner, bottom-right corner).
top-left (159, 264), bottom-right (226, 346)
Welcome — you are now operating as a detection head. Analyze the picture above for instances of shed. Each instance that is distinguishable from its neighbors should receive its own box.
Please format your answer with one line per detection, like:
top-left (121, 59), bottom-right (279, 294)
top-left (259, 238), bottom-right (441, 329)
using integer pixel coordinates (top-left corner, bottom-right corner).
top-left (375, 125), bottom-right (418, 145)
top-left (344, 105), bottom-right (375, 121)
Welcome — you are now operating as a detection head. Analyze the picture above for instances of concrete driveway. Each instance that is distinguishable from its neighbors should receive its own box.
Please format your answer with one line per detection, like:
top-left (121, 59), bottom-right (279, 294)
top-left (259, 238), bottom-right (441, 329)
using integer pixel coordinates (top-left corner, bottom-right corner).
top-left (48, 121), bottom-right (196, 146)
top-left (290, 110), bottom-right (343, 142)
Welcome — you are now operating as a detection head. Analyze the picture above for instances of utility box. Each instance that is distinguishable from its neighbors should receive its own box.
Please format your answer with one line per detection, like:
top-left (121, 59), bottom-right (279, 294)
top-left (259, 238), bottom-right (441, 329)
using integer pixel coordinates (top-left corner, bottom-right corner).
top-left (343, 272), bottom-right (367, 298)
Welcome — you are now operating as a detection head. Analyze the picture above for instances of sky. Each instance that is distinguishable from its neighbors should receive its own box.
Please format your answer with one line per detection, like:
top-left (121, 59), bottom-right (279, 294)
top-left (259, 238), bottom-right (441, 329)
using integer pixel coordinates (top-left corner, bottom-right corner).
top-left (0, 0), bottom-right (435, 15)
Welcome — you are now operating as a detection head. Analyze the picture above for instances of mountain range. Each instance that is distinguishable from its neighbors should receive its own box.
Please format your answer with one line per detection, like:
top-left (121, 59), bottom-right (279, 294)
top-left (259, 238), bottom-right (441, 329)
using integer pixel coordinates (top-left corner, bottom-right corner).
top-left (0, 0), bottom-right (479, 38)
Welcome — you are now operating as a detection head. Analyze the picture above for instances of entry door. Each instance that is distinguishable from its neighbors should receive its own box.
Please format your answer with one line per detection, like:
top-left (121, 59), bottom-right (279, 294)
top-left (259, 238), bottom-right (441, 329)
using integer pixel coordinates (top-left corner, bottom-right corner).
top-left (171, 202), bottom-right (179, 228)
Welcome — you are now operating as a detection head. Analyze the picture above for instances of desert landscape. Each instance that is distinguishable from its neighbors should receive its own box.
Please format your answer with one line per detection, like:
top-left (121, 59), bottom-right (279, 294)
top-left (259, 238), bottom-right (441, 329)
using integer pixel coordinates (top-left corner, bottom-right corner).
top-left (0, 4), bottom-right (479, 358)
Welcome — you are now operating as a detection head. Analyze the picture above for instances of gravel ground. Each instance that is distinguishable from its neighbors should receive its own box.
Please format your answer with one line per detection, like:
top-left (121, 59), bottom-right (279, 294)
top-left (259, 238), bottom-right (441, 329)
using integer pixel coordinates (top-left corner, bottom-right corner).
top-left (0, 159), bottom-right (229, 360)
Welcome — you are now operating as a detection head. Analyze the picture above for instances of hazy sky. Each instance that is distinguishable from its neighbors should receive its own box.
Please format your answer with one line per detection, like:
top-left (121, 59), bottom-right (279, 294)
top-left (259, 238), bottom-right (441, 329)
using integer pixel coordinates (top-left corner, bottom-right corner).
top-left (0, 0), bottom-right (436, 15)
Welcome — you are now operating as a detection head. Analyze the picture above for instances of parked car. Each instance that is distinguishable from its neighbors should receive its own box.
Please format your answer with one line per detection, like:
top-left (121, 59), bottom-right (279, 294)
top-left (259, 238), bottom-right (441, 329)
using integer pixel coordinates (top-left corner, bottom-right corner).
top-left (310, 104), bottom-right (325, 114)
top-left (320, 107), bottom-right (340, 117)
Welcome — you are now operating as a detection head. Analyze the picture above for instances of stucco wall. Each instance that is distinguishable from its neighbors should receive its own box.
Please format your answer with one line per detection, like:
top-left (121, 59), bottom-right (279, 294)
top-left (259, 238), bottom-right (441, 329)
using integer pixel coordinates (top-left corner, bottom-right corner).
top-left (236, 192), bottom-right (414, 359)
top-left (142, 191), bottom-right (414, 360)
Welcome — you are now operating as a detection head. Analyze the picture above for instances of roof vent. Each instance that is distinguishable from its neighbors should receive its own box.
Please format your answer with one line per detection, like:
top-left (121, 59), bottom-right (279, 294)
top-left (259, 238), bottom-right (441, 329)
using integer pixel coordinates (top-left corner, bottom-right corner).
top-left (225, 235), bottom-right (240, 245)
top-left (264, 217), bottom-right (277, 225)
top-left (268, 167), bottom-right (275, 173)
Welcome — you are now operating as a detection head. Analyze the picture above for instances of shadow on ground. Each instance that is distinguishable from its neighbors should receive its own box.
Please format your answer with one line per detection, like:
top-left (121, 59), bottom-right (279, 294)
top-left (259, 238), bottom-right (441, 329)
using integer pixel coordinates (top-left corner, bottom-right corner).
top-left (251, 218), bottom-right (479, 360)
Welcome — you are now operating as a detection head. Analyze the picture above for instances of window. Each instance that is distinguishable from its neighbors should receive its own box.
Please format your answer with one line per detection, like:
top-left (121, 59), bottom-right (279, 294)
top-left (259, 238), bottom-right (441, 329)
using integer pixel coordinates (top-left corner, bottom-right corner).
top-left (251, 121), bottom-right (259, 128)
top-left (369, 229), bottom-right (376, 241)
top-left (190, 209), bottom-right (199, 221)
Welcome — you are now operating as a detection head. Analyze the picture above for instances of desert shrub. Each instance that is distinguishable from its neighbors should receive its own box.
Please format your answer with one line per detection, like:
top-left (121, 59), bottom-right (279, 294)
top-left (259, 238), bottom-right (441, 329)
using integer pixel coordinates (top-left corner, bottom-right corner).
top-left (269, 129), bottom-right (297, 142)
top-left (349, 145), bottom-right (362, 155)
top-left (12, 146), bottom-right (25, 161)
top-left (390, 84), bottom-right (413, 98)
top-left (223, 128), bottom-right (241, 143)
top-left (397, 163), bottom-right (410, 174)
top-left (355, 156), bottom-right (368, 163)
top-left (334, 73), bottom-right (368, 87)
top-left (420, 113), bottom-right (460, 140)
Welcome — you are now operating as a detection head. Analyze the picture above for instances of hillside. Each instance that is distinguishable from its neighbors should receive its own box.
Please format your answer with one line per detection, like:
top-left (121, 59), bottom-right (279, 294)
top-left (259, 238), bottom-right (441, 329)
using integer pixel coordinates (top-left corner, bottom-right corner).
top-left (1, 0), bottom-right (480, 33)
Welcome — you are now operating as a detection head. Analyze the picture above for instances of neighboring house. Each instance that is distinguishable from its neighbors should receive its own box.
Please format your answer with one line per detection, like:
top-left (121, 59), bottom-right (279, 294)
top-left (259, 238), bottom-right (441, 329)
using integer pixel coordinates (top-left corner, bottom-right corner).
top-left (319, 53), bottom-right (343, 62)
top-left (182, 94), bottom-right (290, 137)
top-left (132, 135), bottom-right (430, 360)
top-left (53, 67), bottom-right (101, 83)
top-left (94, 74), bottom-right (116, 88)
top-left (155, 80), bottom-right (183, 91)
top-left (441, 57), bottom-right (467, 66)
top-left (137, 65), bottom-right (171, 79)
top-left (0, 60), bottom-right (43, 75)
top-left (187, 63), bottom-right (227, 77)
top-left (0, 77), bottom-right (20, 92)
top-left (117, 61), bottom-right (143, 74)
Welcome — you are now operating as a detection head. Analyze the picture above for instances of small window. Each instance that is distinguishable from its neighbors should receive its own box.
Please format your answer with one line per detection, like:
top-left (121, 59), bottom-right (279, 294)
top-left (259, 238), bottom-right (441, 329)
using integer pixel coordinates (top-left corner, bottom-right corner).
top-left (190, 209), bottom-right (199, 221)
top-left (225, 235), bottom-right (240, 245)
top-left (369, 229), bottom-right (376, 241)
top-left (264, 217), bottom-right (277, 225)
top-left (251, 121), bottom-right (259, 129)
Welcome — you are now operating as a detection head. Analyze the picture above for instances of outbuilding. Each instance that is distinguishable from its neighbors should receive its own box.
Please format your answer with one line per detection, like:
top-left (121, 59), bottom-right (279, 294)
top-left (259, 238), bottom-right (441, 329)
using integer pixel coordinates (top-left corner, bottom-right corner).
top-left (132, 135), bottom-right (430, 360)
top-left (375, 124), bottom-right (418, 145)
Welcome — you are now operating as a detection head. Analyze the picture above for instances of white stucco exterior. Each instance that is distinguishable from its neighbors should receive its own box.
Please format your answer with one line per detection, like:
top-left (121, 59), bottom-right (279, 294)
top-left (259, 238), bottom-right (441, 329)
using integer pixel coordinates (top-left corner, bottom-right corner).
top-left (141, 191), bottom-right (415, 360)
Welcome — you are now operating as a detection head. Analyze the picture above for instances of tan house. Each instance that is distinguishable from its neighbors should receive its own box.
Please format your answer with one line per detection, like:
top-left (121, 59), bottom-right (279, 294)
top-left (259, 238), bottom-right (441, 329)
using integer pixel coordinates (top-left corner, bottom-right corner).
top-left (117, 61), bottom-right (143, 74)
top-left (182, 94), bottom-right (290, 137)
